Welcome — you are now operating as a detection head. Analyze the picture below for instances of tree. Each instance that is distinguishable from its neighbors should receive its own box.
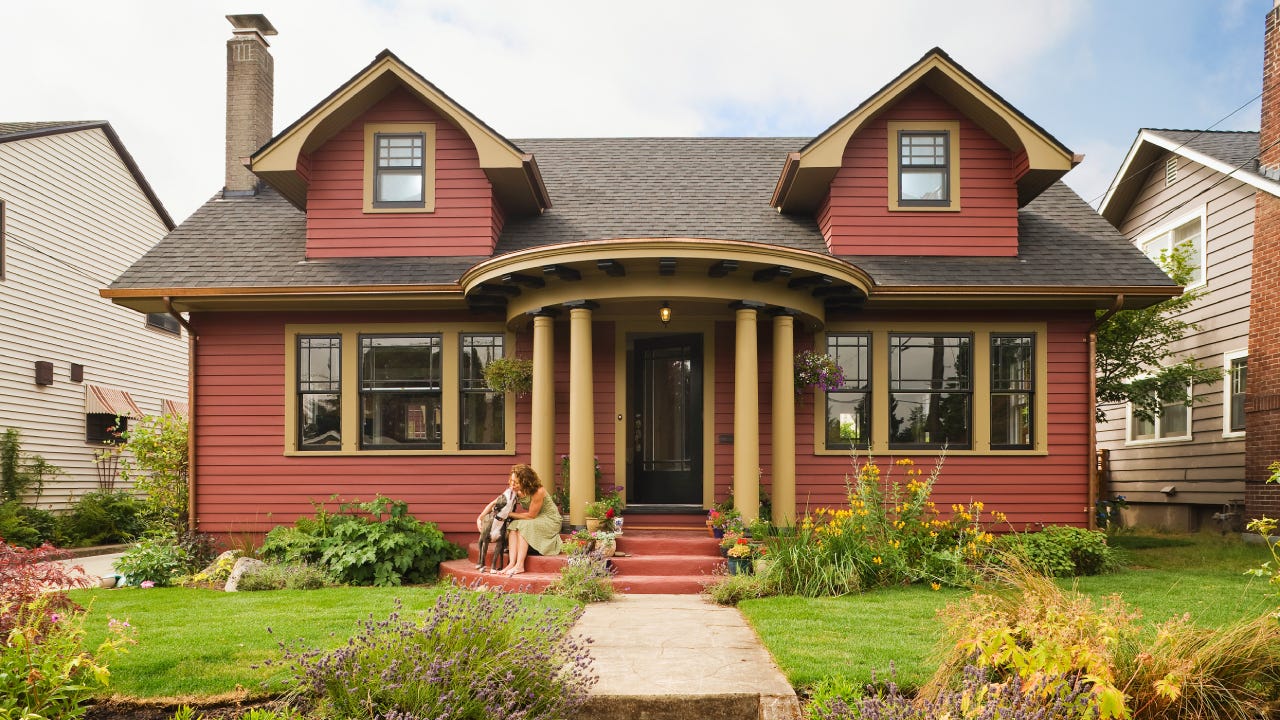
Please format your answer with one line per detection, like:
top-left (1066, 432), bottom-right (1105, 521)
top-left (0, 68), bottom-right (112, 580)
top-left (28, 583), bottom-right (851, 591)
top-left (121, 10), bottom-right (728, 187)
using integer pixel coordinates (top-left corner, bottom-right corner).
top-left (1095, 243), bottom-right (1222, 423)
top-left (118, 414), bottom-right (189, 532)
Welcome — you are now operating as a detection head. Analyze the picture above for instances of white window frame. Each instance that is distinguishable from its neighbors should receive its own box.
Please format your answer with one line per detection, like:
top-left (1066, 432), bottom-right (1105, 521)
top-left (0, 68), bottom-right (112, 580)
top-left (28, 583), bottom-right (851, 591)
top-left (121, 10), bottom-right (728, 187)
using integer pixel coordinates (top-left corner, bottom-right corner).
top-left (1137, 205), bottom-right (1207, 291)
top-left (1125, 379), bottom-right (1193, 445)
top-left (1223, 349), bottom-right (1247, 439)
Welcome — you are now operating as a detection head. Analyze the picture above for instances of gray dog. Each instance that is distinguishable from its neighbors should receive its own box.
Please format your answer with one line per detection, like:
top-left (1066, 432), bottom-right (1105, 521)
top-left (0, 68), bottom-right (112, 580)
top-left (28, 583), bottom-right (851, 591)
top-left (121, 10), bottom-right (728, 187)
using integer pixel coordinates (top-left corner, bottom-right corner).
top-left (476, 488), bottom-right (517, 572)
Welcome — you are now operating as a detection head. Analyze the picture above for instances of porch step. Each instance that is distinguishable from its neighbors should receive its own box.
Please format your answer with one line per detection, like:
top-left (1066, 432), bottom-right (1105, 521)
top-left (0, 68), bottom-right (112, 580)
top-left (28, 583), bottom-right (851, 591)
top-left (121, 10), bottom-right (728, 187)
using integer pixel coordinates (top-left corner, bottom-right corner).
top-left (623, 512), bottom-right (709, 532)
top-left (440, 530), bottom-right (726, 594)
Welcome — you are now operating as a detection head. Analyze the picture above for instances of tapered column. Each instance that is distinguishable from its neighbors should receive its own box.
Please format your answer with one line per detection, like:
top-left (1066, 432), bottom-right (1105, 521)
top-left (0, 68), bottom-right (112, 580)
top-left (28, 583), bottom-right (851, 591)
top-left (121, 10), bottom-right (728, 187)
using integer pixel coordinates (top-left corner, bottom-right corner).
top-left (530, 312), bottom-right (556, 492)
top-left (771, 312), bottom-right (796, 526)
top-left (733, 303), bottom-right (762, 521)
top-left (567, 302), bottom-right (597, 526)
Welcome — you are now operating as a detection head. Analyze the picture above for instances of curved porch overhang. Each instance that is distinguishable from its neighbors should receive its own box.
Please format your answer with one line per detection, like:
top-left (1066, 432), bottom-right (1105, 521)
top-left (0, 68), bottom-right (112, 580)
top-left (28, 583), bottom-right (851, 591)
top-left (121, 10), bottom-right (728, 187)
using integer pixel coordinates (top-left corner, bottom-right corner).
top-left (459, 238), bottom-right (874, 328)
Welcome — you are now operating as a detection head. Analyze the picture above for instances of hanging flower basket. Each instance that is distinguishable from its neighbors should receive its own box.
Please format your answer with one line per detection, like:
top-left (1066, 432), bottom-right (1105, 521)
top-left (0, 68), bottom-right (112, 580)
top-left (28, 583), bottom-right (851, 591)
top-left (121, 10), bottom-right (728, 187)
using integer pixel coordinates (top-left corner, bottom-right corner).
top-left (482, 357), bottom-right (534, 395)
top-left (794, 351), bottom-right (845, 398)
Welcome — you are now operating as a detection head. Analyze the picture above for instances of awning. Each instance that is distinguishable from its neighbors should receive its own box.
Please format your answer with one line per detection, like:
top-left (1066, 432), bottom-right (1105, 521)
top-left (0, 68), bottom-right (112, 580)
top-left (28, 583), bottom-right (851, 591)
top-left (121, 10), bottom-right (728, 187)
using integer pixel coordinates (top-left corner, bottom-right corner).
top-left (85, 385), bottom-right (143, 417)
top-left (162, 399), bottom-right (189, 418)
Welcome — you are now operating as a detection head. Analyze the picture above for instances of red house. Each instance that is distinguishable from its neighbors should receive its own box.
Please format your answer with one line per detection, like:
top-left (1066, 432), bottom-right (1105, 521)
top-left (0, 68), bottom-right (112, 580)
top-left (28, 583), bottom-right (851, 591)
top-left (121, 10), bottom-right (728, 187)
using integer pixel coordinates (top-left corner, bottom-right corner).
top-left (106, 16), bottom-right (1179, 542)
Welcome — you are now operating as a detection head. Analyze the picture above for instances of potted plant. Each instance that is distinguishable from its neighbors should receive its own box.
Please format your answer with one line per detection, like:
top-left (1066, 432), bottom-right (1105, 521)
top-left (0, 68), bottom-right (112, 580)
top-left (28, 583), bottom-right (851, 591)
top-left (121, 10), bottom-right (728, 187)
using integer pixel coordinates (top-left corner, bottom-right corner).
top-left (562, 529), bottom-right (593, 554)
top-left (794, 350), bottom-right (845, 398)
top-left (482, 357), bottom-right (534, 395)
top-left (590, 530), bottom-right (618, 557)
top-left (726, 538), bottom-right (754, 575)
top-left (709, 508), bottom-right (740, 539)
top-left (584, 500), bottom-right (610, 533)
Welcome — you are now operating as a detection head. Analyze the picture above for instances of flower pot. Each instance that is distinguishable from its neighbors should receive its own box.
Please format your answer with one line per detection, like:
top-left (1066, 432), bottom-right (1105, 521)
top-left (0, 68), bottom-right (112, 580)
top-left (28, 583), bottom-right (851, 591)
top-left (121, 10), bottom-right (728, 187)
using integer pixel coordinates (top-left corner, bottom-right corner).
top-left (597, 537), bottom-right (616, 557)
top-left (727, 557), bottom-right (752, 575)
top-left (706, 520), bottom-right (715, 537)
top-left (585, 518), bottom-right (603, 533)
top-left (713, 527), bottom-right (725, 539)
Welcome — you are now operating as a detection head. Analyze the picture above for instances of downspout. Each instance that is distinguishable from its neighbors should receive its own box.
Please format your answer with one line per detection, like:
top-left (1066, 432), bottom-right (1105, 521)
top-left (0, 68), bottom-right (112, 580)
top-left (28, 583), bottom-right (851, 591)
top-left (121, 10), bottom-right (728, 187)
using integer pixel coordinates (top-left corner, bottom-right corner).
top-left (1086, 295), bottom-right (1124, 530)
top-left (164, 297), bottom-right (198, 532)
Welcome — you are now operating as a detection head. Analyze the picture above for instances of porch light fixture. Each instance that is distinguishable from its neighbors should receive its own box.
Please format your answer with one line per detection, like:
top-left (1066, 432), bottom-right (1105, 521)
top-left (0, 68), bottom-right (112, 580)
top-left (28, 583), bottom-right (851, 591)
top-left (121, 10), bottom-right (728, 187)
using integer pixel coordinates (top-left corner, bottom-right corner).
top-left (659, 301), bottom-right (673, 326)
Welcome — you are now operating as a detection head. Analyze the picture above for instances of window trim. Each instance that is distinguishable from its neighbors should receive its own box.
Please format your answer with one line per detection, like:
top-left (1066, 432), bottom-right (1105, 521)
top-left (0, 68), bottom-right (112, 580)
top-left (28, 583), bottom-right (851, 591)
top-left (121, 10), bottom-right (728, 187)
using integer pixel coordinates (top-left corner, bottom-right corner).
top-left (823, 332), bottom-right (872, 451)
top-left (888, 332), bottom-right (974, 451)
top-left (459, 333), bottom-right (507, 451)
top-left (1223, 349), bottom-right (1247, 439)
top-left (990, 333), bottom-right (1035, 450)
top-left (297, 334), bottom-right (343, 451)
top-left (1136, 205), bottom-right (1207, 291)
top-left (886, 121), bottom-right (961, 212)
top-left (358, 333), bottom-right (444, 451)
top-left (1124, 379), bottom-right (1194, 446)
top-left (283, 323), bottom-right (514, 456)
top-left (362, 122), bottom-right (437, 214)
top-left (813, 323), bottom-right (1047, 456)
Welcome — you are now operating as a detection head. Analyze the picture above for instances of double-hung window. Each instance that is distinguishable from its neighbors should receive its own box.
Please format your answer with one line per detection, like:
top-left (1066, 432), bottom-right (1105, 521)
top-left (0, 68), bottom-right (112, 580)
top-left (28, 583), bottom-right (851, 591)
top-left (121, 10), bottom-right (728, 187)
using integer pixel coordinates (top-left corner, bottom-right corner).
top-left (990, 335), bottom-right (1034, 449)
top-left (1128, 383), bottom-right (1192, 443)
top-left (460, 334), bottom-right (505, 450)
top-left (359, 335), bottom-right (442, 449)
top-left (1225, 352), bottom-right (1247, 436)
top-left (298, 335), bottom-right (342, 450)
top-left (824, 333), bottom-right (871, 449)
top-left (888, 334), bottom-right (972, 449)
top-left (373, 133), bottom-right (426, 207)
top-left (1140, 211), bottom-right (1205, 288)
top-left (898, 131), bottom-right (949, 205)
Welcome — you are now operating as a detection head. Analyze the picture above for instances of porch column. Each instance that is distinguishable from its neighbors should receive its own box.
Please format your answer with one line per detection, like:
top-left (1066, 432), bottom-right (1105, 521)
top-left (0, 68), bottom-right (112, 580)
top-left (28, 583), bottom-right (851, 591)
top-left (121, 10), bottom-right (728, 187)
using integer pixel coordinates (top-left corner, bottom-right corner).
top-left (567, 301), bottom-right (597, 526)
top-left (771, 311), bottom-right (796, 526)
top-left (733, 302), bottom-right (763, 522)
top-left (530, 311), bottom-right (556, 492)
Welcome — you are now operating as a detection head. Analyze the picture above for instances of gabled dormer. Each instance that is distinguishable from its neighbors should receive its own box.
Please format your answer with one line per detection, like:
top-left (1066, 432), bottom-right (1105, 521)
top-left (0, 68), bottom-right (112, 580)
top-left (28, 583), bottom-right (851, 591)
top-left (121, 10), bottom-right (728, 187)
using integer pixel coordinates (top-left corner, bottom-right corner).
top-left (249, 51), bottom-right (550, 259)
top-left (772, 48), bottom-right (1078, 257)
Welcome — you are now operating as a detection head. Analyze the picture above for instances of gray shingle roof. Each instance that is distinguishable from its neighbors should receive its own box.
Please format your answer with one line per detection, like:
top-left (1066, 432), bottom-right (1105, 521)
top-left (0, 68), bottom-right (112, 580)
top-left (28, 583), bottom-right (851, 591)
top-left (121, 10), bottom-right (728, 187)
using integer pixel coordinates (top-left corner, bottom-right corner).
top-left (111, 138), bottom-right (1175, 292)
top-left (1146, 129), bottom-right (1260, 178)
top-left (0, 121), bottom-right (102, 142)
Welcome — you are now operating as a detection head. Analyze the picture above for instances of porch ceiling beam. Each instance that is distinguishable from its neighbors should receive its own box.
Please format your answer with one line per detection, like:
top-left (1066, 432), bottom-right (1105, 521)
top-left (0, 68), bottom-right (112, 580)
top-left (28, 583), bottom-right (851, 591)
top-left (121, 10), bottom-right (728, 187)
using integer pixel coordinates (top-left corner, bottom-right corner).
top-left (542, 264), bottom-right (582, 282)
top-left (502, 272), bottom-right (545, 289)
top-left (475, 283), bottom-right (521, 298)
top-left (787, 274), bottom-right (832, 290)
top-left (597, 259), bottom-right (626, 277)
top-left (824, 296), bottom-right (866, 310)
top-left (753, 265), bottom-right (793, 282)
top-left (812, 284), bottom-right (859, 298)
top-left (658, 258), bottom-right (677, 276)
top-left (708, 260), bottom-right (739, 278)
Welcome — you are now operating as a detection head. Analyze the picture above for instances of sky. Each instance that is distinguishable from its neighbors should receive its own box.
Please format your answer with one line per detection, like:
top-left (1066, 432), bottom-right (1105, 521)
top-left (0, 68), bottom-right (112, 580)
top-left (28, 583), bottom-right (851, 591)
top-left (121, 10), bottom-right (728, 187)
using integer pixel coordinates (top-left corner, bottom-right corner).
top-left (1, 0), bottom-right (1269, 225)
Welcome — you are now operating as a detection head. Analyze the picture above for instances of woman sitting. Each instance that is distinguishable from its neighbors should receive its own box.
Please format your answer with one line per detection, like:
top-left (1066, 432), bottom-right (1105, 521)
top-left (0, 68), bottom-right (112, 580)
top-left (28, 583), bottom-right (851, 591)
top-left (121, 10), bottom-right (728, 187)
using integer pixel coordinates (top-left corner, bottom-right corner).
top-left (498, 463), bottom-right (562, 576)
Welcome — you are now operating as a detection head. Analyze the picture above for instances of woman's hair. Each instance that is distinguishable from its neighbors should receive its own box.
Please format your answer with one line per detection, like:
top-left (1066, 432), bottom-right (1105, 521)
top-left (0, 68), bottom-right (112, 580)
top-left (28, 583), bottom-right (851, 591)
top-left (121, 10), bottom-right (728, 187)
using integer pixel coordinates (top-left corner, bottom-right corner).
top-left (510, 464), bottom-right (542, 495)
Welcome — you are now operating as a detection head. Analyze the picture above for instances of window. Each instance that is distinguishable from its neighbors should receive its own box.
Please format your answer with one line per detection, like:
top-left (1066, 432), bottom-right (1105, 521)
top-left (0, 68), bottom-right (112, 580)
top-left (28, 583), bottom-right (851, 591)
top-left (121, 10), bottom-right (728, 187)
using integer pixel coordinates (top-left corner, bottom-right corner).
top-left (1128, 384), bottom-right (1192, 443)
top-left (298, 335), bottom-right (342, 450)
top-left (360, 335), bottom-right (442, 449)
top-left (363, 123), bottom-right (436, 213)
top-left (898, 132), bottom-right (949, 204)
top-left (990, 335), bottom-right (1034, 449)
top-left (888, 334), bottom-right (972, 449)
top-left (86, 414), bottom-right (126, 444)
top-left (146, 312), bottom-right (181, 335)
top-left (1225, 352), bottom-right (1247, 436)
top-left (824, 333), bottom-right (871, 449)
top-left (1140, 211), bottom-right (1204, 288)
top-left (460, 334), bottom-right (506, 449)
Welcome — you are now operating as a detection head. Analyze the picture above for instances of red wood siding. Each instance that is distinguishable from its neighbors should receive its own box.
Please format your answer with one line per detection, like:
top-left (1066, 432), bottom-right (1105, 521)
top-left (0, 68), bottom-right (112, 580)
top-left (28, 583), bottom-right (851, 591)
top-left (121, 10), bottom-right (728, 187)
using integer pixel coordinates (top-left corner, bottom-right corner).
top-left (817, 87), bottom-right (1019, 256)
top-left (304, 88), bottom-right (499, 258)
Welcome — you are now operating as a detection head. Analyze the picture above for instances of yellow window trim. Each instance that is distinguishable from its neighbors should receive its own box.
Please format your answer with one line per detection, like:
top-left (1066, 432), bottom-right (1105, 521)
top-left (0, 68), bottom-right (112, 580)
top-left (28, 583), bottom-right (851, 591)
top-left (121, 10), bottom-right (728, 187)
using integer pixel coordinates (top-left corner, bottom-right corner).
top-left (283, 322), bottom-right (514, 456)
top-left (886, 121), bottom-right (961, 212)
top-left (812, 322), bottom-right (1048, 456)
top-left (362, 122), bottom-right (437, 214)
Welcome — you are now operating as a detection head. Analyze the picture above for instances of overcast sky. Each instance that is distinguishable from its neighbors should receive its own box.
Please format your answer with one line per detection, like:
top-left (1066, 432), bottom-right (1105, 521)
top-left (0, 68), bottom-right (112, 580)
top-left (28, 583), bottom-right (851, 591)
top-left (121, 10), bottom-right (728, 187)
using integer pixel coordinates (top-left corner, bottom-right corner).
top-left (2, 1), bottom-right (1268, 225)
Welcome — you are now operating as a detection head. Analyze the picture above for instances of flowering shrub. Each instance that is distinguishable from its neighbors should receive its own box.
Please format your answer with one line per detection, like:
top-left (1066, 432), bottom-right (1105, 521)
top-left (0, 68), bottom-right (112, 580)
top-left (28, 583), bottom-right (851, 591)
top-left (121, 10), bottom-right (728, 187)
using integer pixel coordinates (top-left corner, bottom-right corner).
top-left (794, 350), bottom-right (845, 397)
top-left (115, 532), bottom-right (192, 586)
top-left (546, 550), bottom-right (615, 603)
top-left (267, 588), bottom-right (597, 719)
top-left (0, 540), bottom-right (89, 633)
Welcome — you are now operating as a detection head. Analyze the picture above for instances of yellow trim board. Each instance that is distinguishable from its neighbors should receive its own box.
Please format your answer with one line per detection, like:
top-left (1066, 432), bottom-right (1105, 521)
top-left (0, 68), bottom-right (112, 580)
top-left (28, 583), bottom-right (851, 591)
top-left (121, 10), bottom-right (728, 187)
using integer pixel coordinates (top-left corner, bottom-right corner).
top-left (886, 121), bottom-right (961, 212)
top-left (362, 122), bottom-right (437, 214)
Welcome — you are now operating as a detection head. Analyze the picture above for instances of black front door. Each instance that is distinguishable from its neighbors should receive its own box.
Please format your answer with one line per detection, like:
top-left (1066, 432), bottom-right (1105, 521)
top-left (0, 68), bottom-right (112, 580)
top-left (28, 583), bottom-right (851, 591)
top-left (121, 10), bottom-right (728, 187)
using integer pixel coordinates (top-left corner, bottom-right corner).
top-left (631, 335), bottom-right (702, 504)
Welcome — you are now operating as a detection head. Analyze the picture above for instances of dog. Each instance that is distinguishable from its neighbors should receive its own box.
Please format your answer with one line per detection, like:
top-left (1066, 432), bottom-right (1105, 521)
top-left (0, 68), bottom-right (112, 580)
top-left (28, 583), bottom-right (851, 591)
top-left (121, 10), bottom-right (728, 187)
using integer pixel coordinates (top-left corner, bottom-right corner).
top-left (476, 488), bottom-right (518, 572)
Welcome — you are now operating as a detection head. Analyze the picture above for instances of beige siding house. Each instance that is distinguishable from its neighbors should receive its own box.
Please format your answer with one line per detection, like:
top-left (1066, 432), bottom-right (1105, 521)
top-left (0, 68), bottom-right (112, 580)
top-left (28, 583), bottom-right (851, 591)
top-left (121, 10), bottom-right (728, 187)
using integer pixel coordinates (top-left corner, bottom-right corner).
top-left (0, 122), bottom-right (187, 510)
top-left (1098, 129), bottom-right (1274, 529)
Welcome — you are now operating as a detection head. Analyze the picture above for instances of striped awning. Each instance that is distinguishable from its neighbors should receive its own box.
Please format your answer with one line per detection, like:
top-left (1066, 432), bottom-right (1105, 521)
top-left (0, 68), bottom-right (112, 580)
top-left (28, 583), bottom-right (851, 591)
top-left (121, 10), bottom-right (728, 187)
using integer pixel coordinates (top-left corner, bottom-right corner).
top-left (85, 385), bottom-right (143, 417)
top-left (162, 399), bottom-right (189, 418)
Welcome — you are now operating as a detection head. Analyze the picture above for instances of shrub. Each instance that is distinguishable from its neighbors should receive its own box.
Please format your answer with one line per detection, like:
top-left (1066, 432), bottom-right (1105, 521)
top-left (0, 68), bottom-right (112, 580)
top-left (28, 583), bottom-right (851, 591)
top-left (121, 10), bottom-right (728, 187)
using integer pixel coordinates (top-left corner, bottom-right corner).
top-left (0, 540), bottom-right (90, 634)
top-left (115, 533), bottom-right (191, 586)
top-left (0, 595), bottom-right (135, 720)
top-left (1, 427), bottom-right (63, 504)
top-left (703, 571), bottom-right (773, 606)
top-left (266, 588), bottom-right (597, 719)
top-left (117, 414), bottom-right (189, 533)
top-left (259, 496), bottom-right (463, 587)
top-left (998, 525), bottom-right (1119, 577)
top-left (0, 500), bottom-right (59, 548)
top-left (57, 491), bottom-right (144, 547)
top-left (546, 551), bottom-right (614, 603)
top-left (237, 562), bottom-right (330, 591)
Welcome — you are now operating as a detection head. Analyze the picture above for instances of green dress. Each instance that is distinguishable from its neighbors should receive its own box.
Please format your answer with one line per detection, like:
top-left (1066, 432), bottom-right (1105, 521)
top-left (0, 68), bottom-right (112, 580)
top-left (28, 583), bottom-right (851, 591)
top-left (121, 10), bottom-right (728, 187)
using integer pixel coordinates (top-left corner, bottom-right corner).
top-left (510, 491), bottom-right (562, 556)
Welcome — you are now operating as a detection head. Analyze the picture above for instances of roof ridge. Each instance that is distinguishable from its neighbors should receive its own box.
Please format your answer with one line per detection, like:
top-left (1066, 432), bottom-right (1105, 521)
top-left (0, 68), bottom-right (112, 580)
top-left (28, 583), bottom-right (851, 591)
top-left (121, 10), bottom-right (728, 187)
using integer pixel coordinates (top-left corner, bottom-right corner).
top-left (1144, 127), bottom-right (1259, 135)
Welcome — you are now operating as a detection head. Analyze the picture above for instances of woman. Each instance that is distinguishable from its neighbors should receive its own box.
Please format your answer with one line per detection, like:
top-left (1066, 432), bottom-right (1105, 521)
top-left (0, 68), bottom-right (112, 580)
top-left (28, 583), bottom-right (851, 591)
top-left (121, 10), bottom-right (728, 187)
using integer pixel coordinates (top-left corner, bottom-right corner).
top-left (498, 464), bottom-right (562, 576)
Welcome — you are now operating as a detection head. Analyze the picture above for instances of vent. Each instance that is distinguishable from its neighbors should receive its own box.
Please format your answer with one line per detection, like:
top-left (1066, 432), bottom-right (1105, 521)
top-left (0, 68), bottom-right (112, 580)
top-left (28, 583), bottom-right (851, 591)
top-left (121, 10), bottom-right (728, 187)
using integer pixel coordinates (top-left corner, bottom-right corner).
top-left (1165, 156), bottom-right (1178, 187)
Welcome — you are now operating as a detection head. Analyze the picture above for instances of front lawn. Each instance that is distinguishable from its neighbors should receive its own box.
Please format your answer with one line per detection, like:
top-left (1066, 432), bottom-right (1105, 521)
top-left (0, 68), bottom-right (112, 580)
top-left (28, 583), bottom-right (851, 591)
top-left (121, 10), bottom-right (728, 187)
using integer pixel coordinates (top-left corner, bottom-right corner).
top-left (739, 531), bottom-right (1276, 692)
top-left (71, 585), bottom-right (577, 699)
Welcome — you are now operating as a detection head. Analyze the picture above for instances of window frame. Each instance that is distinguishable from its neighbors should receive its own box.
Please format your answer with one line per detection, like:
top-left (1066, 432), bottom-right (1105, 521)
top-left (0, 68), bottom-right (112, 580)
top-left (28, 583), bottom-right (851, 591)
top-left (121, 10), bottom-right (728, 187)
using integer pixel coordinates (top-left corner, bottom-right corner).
top-left (297, 334), bottom-right (343, 452)
top-left (1137, 205), bottom-right (1207, 291)
top-left (1125, 380), bottom-right (1194, 445)
top-left (1223, 349), bottom-right (1247, 438)
top-left (888, 332), bottom-right (974, 451)
top-left (362, 122), bottom-right (437, 214)
top-left (145, 312), bottom-right (182, 335)
top-left (989, 333), bottom-right (1035, 450)
top-left (85, 413), bottom-right (127, 445)
top-left (886, 121), bottom-right (961, 212)
top-left (358, 333), bottom-right (444, 451)
top-left (458, 333), bottom-right (507, 451)
top-left (823, 332), bottom-right (872, 451)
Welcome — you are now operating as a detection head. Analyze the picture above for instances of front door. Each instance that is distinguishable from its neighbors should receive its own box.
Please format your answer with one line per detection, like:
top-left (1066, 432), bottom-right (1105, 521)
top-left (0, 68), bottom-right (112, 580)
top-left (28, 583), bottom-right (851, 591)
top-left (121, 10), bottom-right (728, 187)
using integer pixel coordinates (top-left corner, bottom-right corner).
top-left (631, 335), bottom-right (703, 504)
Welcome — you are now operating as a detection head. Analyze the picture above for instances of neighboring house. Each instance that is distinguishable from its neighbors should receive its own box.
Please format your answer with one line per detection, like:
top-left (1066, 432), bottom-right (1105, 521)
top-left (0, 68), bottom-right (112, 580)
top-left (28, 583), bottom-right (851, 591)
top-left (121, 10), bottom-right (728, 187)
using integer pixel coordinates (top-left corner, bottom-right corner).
top-left (0, 121), bottom-right (189, 510)
top-left (1097, 129), bottom-right (1268, 530)
top-left (105, 16), bottom-right (1178, 542)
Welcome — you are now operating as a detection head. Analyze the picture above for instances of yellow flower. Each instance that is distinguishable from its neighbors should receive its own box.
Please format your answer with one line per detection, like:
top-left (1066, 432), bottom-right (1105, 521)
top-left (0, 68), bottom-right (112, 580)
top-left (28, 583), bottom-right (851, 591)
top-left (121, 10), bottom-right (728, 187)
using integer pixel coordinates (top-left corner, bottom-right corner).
top-left (895, 458), bottom-right (914, 466)
top-left (890, 539), bottom-right (900, 548)
top-left (872, 556), bottom-right (882, 565)
top-left (930, 582), bottom-right (941, 591)
top-left (973, 501), bottom-right (985, 511)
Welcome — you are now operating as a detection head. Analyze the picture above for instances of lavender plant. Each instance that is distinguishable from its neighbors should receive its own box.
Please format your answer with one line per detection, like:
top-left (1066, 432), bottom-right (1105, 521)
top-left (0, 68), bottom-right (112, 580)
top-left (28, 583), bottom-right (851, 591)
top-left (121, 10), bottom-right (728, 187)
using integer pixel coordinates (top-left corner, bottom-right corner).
top-left (267, 587), bottom-right (597, 720)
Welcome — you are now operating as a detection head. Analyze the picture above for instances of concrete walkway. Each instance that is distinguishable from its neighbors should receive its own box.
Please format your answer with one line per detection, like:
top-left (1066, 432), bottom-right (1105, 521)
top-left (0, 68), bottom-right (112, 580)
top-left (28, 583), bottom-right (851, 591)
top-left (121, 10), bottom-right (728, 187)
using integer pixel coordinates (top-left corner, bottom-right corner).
top-left (573, 594), bottom-right (800, 720)
top-left (54, 551), bottom-right (125, 584)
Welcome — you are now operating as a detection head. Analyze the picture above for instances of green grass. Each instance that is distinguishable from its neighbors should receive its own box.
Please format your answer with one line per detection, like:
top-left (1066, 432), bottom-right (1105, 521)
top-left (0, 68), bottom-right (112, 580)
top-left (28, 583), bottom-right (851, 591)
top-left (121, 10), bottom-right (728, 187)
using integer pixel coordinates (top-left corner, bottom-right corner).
top-left (740, 531), bottom-right (1277, 693)
top-left (70, 585), bottom-right (577, 699)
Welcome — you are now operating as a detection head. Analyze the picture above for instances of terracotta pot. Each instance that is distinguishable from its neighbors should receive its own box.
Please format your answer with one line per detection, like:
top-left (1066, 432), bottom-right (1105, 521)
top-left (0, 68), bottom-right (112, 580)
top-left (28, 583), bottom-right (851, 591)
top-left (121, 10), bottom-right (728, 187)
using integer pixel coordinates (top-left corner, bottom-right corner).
top-left (597, 537), bottom-right (616, 557)
top-left (585, 518), bottom-right (603, 533)
top-left (706, 520), bottom-right (715, 537)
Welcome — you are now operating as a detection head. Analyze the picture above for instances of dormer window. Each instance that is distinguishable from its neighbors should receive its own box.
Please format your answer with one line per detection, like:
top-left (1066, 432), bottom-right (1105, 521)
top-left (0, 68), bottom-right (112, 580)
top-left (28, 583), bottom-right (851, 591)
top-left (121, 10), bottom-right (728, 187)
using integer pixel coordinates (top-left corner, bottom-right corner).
top-left (363, 122), bottom-right (436, 213)
top-left (886, 121), bottom-right (961, 212)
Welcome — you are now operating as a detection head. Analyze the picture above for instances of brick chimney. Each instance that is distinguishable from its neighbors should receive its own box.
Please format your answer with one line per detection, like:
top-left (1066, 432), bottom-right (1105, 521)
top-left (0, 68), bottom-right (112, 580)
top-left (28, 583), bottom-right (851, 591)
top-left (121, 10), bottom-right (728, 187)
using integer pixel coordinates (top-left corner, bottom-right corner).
top-left (223, 14), bottom-right (277, 197)
top-left (1246, 0), bottom-right (1280, 521)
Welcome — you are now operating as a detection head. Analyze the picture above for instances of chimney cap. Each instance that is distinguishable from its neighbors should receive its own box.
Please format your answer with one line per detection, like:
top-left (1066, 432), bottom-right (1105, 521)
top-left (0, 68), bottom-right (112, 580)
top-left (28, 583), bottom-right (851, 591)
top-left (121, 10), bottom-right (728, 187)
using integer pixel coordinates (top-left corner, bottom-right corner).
top-left (226, 14), bottom-right (278, 37)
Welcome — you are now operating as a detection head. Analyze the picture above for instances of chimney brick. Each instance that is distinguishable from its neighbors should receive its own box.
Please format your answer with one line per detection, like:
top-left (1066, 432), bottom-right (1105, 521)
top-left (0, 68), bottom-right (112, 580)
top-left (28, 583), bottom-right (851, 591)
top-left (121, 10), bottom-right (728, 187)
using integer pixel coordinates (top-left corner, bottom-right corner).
top-left (224, 15), bottom-right (276, 195)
